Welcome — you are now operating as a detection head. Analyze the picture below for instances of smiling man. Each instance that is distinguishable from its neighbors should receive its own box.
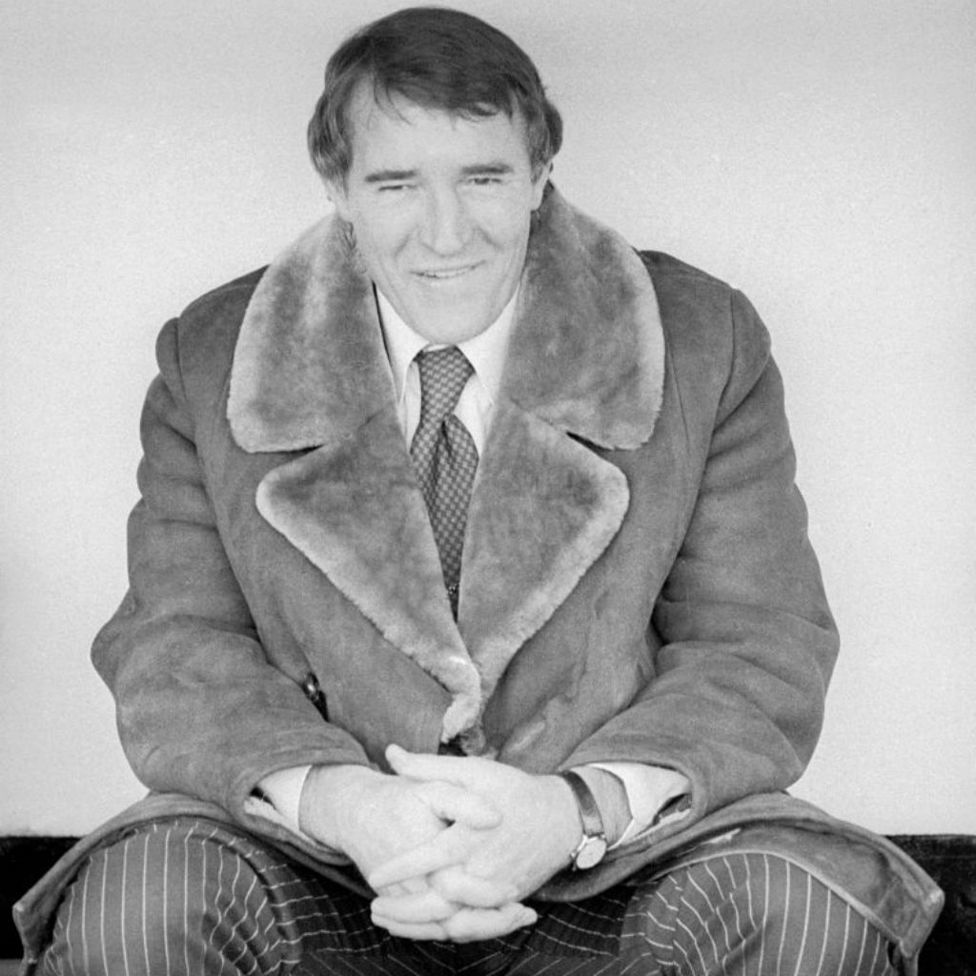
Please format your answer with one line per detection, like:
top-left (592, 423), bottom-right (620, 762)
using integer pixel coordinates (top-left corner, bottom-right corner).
top-left (17, 7), bottom-right (940, 975)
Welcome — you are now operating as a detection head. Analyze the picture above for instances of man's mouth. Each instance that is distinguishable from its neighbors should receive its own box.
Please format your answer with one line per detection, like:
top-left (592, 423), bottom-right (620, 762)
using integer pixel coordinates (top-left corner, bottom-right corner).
top-left (414, 264), bottom-right (478, 280)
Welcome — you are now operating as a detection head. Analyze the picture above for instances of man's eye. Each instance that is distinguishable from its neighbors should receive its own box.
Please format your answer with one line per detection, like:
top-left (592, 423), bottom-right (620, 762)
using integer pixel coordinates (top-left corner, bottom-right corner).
top-left (468, 176), bottom-right (501, 187)
top-left (378, 183), bottom-right (412, 193)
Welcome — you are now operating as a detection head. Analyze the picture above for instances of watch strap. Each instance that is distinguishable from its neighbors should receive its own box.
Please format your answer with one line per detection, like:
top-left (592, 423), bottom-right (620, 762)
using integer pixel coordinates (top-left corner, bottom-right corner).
top-left (559, 770), bottom-right (609, 869)
top-left (560, 770), bottom-right (604, 835)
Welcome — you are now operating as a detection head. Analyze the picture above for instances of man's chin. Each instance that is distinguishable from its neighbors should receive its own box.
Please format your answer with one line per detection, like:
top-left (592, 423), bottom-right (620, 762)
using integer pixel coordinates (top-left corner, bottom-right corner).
top-left (401, 300), bottom-right (499, 345)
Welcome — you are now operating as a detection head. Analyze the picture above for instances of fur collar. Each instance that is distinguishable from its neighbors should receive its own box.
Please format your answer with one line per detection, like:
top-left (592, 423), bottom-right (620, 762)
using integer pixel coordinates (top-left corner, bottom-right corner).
top-left (228, 187), bottom-right (663, 453)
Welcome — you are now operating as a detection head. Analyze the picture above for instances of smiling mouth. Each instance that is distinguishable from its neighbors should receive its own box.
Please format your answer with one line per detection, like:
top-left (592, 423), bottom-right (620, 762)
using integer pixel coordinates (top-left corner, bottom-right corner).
top-left (414, 264), bottom-right (479, 280)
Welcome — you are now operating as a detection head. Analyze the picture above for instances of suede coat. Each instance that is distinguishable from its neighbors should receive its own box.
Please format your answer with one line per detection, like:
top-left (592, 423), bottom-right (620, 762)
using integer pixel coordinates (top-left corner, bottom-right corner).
top-left (15, 189), bottom-right (941, 969)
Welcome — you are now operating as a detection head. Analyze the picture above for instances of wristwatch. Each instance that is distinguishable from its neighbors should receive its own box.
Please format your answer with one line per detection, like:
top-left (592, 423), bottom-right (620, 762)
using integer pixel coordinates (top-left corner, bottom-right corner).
top-left (559, 770), bottom-right (609, 870)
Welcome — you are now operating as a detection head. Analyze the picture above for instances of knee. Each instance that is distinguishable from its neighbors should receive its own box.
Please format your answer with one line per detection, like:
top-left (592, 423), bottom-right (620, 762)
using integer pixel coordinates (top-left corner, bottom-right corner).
top-left (731, 853), bottom-right (895, 975)
top-left (37, 819), bottom-right (280, 976)
top-left (626, 852), bottom-right (896, 976)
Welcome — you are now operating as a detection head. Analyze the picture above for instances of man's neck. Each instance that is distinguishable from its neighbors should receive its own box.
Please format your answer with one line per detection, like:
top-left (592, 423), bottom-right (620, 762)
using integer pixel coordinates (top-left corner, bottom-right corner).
top-left (375, 286), bottom-right (519, 405)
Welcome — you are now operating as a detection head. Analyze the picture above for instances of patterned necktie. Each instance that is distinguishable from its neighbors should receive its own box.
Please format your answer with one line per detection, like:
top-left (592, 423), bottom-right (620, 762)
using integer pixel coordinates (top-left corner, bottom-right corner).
top-left (410, 346), bottom-right (479, 617)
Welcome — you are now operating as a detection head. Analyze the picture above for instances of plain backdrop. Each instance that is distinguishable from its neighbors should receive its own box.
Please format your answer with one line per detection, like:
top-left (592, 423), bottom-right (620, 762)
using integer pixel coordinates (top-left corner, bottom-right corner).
top-left (2, 0), bottom-right (974, 837)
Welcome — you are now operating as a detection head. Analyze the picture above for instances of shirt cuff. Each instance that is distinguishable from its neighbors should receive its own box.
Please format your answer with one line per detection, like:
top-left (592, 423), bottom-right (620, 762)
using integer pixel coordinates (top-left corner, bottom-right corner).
top-left (254, 765), bottom-right (313, 830)
top-left (586, 762), bottom-right (691, 848)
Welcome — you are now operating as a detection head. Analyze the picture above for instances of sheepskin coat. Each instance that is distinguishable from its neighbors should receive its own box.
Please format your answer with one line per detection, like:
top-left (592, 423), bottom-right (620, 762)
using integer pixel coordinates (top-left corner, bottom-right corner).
top-left (15, 188), bottom-right (940, 967)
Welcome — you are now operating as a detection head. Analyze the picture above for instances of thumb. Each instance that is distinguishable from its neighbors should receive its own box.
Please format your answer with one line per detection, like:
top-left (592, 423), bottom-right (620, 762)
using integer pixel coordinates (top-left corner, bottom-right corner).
top-left (386, 744), bottom-right (465, 781)
top-left (385, 743), bottom-right (412, 770)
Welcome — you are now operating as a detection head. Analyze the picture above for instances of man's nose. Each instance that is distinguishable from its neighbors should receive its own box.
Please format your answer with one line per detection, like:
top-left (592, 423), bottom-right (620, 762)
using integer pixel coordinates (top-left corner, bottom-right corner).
top-left (419, 187), bottom-right (472, 254)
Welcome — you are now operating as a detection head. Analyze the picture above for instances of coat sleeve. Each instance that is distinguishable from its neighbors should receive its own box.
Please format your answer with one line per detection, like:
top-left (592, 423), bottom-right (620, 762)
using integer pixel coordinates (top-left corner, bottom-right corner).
top-left (92, 316), bottom-right (370, 844)
top-left (564, 287), bottom-right (839, 824)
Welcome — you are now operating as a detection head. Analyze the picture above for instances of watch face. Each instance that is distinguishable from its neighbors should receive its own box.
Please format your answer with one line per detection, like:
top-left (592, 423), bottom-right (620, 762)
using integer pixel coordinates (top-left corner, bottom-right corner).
top-left (575, 835), bottom-right (608, 870)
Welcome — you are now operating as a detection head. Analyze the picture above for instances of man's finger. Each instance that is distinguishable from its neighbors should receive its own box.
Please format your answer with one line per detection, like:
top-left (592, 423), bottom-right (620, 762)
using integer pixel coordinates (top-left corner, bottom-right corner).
top-left (386, 743), bottom-right (466, 781)
top-left (417, 780), bottom-right (500, 829)
top-left (370, 888), bottom-right (458, 924)
top-left (368, 832), bottom-right (467, 889)
top-left (442, 904), bottom-right (538, 943)
top-left (370, 914), bottom-right (448, 941)
top-left (428, 866), bottom-right (517, 908)
top-left (378, 877), bottom-right (428, 898)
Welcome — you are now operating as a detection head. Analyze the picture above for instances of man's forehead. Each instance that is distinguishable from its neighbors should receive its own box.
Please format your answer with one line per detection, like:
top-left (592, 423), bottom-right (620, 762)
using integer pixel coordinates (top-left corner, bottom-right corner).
top-left (345, 79), bottom-right (524, 143)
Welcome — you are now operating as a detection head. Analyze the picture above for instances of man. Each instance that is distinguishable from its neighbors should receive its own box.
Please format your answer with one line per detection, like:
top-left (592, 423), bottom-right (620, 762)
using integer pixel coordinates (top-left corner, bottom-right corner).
top-left (16, 7), bottom-right (940, 975)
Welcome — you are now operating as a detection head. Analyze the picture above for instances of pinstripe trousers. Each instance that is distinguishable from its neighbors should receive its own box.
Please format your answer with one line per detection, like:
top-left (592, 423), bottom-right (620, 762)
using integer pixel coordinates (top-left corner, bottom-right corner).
top-left (37, 817), bottom-right (898, 976)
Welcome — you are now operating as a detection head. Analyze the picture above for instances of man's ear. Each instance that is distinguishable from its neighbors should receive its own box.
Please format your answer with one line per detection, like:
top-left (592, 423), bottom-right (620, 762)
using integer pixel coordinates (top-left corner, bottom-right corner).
top-left (324, 179), bottom-right (352, 221)
top-left (530, 162), bottom-right (553, 209)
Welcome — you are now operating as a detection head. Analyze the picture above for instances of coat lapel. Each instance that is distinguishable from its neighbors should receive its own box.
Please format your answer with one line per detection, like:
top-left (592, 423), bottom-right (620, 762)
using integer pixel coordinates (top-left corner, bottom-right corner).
top-left (226, 187), bottom-right (664, 744)
top-left (458, 402), bottom-right (629, 704)
top-left (255, 410), bottom-right (483, 743)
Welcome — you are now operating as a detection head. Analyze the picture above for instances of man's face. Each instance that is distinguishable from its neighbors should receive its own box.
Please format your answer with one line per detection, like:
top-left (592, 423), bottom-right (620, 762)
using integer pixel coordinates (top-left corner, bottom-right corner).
top-left (327, 85), bottom-right (550, 344)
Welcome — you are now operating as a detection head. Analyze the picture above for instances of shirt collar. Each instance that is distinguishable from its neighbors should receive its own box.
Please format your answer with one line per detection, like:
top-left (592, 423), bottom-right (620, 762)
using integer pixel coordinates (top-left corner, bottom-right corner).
top-left (377, 288), bottom-right (519, 406)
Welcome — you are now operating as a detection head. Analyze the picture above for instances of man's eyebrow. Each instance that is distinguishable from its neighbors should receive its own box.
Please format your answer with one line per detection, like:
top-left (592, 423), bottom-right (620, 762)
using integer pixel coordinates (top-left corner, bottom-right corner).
top-left (461, 162), bottom-right (515, 176)
top-left (363, 168), bottom-right (418, 184)
top-left (362, 162), bottom-right (516, 184)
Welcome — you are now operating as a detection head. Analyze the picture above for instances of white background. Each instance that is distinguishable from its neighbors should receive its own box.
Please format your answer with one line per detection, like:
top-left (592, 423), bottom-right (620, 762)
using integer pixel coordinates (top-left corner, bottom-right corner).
top-left (2, 0), bottom-right (974, 836)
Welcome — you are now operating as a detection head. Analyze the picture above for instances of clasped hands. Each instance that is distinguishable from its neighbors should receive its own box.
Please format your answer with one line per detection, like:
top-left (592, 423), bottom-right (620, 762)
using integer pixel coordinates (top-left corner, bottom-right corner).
top-left (299, 745), bottom-right (582, 943)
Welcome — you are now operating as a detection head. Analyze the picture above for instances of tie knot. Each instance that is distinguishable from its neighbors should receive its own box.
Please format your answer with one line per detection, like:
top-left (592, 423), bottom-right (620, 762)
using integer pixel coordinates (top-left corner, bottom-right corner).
top-left (416, 346), bottom-right (474, 425)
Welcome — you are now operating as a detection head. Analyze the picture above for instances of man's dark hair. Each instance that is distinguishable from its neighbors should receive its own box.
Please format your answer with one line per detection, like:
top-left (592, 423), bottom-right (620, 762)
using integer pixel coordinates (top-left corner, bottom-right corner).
top-left (308, 6), bottom-right (563, 183)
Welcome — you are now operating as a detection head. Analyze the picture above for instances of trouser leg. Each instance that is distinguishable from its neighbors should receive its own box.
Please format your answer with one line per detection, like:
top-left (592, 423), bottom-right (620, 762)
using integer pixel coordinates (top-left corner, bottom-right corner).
top-left (616, 851), bottom-right (897, 975)
top-left (37, 817), bottom-right (307, 976)
top-left (456, 853), bottom-right (900, 976)
top-left (35, 816), bottom-right (462, 976)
